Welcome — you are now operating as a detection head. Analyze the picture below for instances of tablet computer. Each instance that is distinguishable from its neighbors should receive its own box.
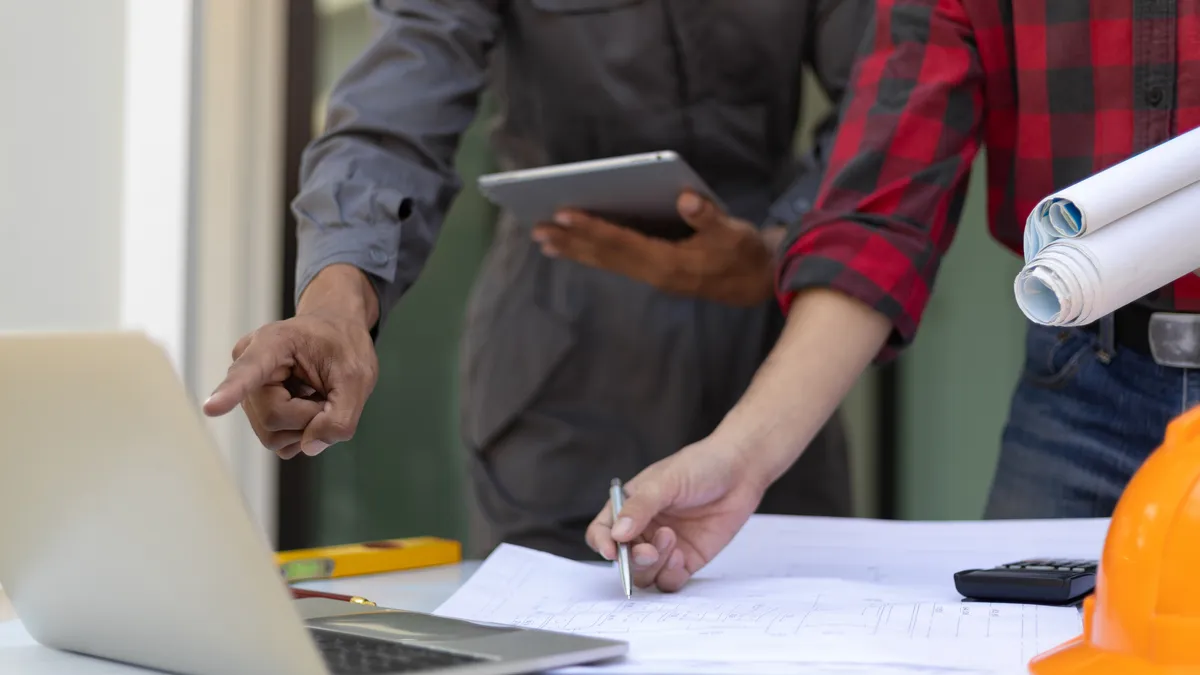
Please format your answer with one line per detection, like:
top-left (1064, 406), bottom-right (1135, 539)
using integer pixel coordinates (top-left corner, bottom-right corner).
top-left (477, 151), bottom-right (724, 241)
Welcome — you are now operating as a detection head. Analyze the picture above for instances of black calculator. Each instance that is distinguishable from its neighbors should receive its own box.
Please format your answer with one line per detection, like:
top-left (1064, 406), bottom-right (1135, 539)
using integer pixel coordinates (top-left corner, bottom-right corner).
top-left (953, 558), bottom-right (1098, 605)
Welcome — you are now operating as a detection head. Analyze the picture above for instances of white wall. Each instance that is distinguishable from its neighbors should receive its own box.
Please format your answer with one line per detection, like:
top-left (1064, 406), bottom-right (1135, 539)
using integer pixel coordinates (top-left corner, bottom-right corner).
top-left (0, 0), bottom-right (127, 331)
top-left (120, 0), bottom-right (194, 375)
top-left (0, 0), bottom-right (190, 366)
top-left (0, 0), bottom-right (283, 542)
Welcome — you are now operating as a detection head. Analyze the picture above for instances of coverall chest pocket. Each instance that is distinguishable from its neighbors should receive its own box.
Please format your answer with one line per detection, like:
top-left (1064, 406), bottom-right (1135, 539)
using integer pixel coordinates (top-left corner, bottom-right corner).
top-left (530, 0), bottom-right (646, 13)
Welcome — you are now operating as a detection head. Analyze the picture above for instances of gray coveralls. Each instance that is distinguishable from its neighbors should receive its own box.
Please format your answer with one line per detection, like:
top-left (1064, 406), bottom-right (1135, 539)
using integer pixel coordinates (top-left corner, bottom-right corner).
top-left (293, 0), bottom-right (872, 560)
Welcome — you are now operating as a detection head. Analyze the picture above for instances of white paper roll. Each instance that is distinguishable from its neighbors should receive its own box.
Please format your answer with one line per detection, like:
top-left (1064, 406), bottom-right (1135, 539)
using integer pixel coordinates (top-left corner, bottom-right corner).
top-left (1023, 126), bottom-right (1200, 262)
top-left (1015, 179), bottom-right (1200, 326)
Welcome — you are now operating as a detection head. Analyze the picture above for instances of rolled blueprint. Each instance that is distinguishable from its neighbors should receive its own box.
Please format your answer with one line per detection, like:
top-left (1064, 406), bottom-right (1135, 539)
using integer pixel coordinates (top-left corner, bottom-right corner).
top-left (1015, 179), bottom-right (1200, 326)
top-left (1023, 126), bottom-right (1200, 263)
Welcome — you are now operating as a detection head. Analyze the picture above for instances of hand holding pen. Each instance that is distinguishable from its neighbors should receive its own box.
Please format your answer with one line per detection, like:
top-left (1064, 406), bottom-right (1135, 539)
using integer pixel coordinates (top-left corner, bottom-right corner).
top-left (585, 444), bottom-right (764, 594)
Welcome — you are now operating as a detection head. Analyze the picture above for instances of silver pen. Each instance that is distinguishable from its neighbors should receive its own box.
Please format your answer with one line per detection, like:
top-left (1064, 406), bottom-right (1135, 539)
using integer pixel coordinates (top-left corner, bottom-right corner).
top-left (609, 478), bottom-right (632, 598)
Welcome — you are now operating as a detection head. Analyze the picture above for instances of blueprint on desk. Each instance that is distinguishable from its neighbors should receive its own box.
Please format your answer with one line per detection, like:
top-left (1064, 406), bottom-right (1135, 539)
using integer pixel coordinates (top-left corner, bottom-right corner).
top-left (695, 515), bottom-right (1109, 588)
top-left (434, 525), bottom-right (1092, 675)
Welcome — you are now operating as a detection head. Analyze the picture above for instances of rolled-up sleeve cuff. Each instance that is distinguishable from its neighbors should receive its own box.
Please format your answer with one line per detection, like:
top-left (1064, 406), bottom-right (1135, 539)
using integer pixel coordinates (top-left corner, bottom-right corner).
top-left (775, 220), bottom-right (933, 364)
top-left (294, 245), bottom-right (397, 309)
top-left (292, 181), bottom-right (416, 336)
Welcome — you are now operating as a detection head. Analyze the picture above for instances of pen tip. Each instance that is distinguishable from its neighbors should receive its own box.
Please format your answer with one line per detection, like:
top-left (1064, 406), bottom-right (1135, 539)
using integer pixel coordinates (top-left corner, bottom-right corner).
top-left (611, 477), bottom-right (621, 487)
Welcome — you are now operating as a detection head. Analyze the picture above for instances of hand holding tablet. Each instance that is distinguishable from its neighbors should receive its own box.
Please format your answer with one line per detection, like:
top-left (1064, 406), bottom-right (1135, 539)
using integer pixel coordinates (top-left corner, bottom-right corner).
top-left (477, 151), bottom-right (724, 241)
top-left (475, 151), bottom-right (781, 307)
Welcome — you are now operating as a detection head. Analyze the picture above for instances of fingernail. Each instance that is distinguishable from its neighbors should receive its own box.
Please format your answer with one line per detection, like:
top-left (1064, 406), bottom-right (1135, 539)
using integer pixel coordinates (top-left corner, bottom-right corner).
top-left (668, 550), bottom-right (684, 570)
top-left (554, 212), bottom-right (572, 226)
top-left (634, 551), bottom-right (656, 566)
top-left (302, 441), bottom-right (328, 456)
top-left (531, 230), bottom-right (546, 243)
top-left (611, 517), bottom-right (634, 540)
top-left (679, 193), bottom-right (701, 215)
top-left (541, 244), bottom-right (559, 258)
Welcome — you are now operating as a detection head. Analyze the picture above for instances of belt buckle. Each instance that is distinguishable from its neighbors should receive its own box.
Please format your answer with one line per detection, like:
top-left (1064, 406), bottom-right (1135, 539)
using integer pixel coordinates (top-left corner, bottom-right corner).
top-left (1148, 312), bottom-right (1200, 369)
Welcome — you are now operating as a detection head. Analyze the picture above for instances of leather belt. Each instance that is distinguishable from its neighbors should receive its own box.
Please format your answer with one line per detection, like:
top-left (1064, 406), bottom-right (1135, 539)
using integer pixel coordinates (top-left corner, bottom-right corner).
top-left (1082, 303), bottom-right (1200, 368)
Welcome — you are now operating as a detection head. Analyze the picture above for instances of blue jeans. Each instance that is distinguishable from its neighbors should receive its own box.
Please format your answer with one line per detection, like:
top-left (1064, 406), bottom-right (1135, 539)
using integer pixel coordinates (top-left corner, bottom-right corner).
top-left (984, 321), bottom-right (1199, 519)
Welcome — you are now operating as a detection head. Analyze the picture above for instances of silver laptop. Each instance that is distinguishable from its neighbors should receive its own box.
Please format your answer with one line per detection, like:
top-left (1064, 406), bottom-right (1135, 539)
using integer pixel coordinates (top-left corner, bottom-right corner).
top-left (0, 332), bottom-right (627, 674)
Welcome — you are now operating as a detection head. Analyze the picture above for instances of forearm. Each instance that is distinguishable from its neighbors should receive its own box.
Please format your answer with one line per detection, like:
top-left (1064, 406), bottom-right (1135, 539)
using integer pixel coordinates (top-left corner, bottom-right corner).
top-left (296, 264), bottom-right (380, 332)
top-left (713, 287), bottom-right (890, 488)
top-left (713, 0), bottom-right (982, 489)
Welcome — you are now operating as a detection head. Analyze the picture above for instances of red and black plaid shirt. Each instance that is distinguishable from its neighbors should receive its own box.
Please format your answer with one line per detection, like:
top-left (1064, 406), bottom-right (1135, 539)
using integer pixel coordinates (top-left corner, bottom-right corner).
top-left (778, 0), bottom-right (1200, 361)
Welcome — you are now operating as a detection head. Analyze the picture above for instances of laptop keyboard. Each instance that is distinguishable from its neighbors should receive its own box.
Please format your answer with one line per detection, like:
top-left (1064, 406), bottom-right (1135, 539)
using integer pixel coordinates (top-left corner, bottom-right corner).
top-left (311, 628), bottom-right (488, 674)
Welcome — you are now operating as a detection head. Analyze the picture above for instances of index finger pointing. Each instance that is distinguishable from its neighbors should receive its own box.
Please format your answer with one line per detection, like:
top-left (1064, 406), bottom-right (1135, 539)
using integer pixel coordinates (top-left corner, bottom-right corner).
top-left (203, 338), bottom-right (288, 417)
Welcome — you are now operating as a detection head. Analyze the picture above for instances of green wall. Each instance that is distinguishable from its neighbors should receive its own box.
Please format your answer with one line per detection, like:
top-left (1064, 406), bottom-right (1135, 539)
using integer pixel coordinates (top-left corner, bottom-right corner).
top-left (895, 154), bottom-right (1028, 520)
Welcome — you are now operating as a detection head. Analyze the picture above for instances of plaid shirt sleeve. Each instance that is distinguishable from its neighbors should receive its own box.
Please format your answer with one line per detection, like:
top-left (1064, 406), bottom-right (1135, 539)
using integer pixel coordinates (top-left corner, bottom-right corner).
top-left (776, 0), bottom-right (985, 362)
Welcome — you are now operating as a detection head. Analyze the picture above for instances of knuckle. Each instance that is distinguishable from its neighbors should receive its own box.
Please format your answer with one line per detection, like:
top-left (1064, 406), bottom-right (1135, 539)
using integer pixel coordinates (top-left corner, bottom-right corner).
top-left (591, 225), bottom-right (618, 244)
top-left (663, 262), bottom-right (702, 295)
top-left (648, 258), bottom-right (680, 288)
top-left (258, 405), bottom-right (287, 431)
top-left (341, 363), bottom-right (370, 383)
top-left (340, 359), bottom-right (377, 387)
top-left (637, 484), bottom-right (661, 506)
top-left (264, 432), bottom-right (293, 452)
top-left (231, 337), bottom-right (250, 361)
top-left (325, 418), bottom-right (357, 440)
top-left (286, 325), bottom-right (318, 355)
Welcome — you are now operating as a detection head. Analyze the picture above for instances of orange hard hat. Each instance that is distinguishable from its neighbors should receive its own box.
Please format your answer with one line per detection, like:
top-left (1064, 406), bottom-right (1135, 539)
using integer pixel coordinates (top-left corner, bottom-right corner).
top-left (1028, 404), bottom-right (1200, 674)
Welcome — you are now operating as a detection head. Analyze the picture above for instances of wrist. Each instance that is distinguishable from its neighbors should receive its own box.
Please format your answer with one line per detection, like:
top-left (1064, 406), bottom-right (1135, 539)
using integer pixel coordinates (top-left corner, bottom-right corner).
top-left (297, 264), bottom-right (380, 331)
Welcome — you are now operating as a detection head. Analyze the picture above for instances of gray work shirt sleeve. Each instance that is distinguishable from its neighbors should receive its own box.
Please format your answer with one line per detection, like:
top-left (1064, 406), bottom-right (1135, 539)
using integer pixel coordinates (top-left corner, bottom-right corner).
top-left (292, 0), bottom-right (502, 334)
top-left (765, 0), bottom-right (872, 230)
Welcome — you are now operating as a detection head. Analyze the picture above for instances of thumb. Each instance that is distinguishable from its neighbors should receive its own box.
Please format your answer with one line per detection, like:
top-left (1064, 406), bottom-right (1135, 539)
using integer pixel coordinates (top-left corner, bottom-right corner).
top-left (676, 191), bottom-right (725, 232)
top-left (611, 474), bottom-right (678, 543)
top-left (299, 386), bottom-right (366, 456)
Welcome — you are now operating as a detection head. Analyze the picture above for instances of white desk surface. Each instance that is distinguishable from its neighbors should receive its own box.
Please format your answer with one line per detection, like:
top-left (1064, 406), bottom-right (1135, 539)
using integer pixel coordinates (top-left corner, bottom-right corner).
top-left (0, 562), bottom-right (482, 674)
top-left (0, 516), bottom-right (1110, 673)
